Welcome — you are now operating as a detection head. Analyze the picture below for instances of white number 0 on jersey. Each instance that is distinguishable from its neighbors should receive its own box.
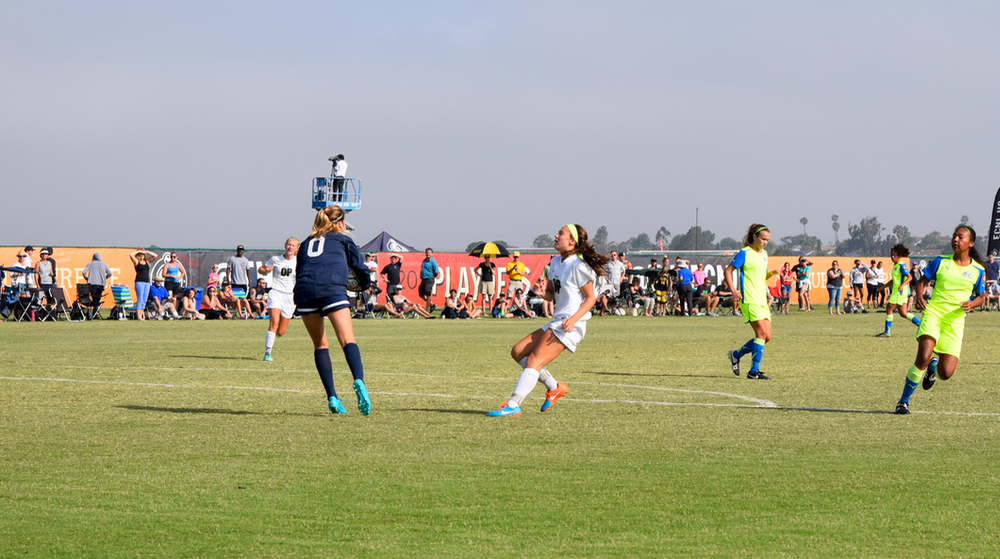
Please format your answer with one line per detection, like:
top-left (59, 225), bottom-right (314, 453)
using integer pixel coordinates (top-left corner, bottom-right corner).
top-left (307, 237), bottom-right (326, 257)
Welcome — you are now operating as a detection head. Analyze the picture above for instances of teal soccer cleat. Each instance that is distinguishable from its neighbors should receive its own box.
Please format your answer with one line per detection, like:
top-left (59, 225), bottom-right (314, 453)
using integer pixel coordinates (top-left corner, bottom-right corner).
top-left (486, 403), bottom-right (522, 417)
top-left (329, 397), bottom-right (347, 414)
top-left (263, 352), bottom-right (273, 362)
top-left (353, 379), bottom-right (371, 416)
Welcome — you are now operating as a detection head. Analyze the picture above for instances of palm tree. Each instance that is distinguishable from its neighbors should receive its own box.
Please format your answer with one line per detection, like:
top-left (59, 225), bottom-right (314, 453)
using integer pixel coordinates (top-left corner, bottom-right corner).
top-left (800, 217), bottom-right (808, 235)
top-left (831, 215), bottom-right (840, 244)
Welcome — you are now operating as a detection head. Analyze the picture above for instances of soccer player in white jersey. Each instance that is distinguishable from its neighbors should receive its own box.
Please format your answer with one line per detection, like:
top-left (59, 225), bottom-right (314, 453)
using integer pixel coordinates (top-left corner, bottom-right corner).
top-left (487, 224), bottom-right (610, 417)
top-left (258, 237), bottom-right (298, 361)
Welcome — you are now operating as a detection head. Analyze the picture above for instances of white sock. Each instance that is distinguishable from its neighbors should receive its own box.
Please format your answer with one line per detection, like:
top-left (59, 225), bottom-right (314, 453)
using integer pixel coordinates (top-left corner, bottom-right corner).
top-left (265, 331), bottom-right (276, 352)
top-left (510, 368), bottom-right (540, 406)
top-left (538, 368), bottom-right (558, 391)
top-left (518, 357), bottom-right (528, 367)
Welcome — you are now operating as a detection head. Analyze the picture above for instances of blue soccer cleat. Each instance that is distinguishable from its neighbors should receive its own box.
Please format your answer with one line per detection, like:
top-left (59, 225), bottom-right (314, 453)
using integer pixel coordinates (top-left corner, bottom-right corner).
top-left (263, 352), bottom-right (273, 362)
top-left (486, 403), bottom-right (522, 417)
top-left (353, 379), bottom-right (371, 416)
top-left (329, 396), bottom-right (347, 414)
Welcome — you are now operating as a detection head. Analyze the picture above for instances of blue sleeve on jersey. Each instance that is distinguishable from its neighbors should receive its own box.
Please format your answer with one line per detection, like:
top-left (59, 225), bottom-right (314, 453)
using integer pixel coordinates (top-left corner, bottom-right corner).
top-left (899, 263), bottom-right (908, 276)
top-left (923, 257), bottom-right (943, 282)
top-left (974, 268), bottom-right (985, 295)
top-left (730, 250), bottom-right (746, 270)
top-left (343, 237), bottom-right (371, 291)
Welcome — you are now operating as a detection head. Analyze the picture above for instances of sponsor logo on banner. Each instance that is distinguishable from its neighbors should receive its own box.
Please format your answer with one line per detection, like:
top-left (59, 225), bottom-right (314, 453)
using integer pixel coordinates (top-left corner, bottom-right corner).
top-left (386, 239), bottom-right (409, 253)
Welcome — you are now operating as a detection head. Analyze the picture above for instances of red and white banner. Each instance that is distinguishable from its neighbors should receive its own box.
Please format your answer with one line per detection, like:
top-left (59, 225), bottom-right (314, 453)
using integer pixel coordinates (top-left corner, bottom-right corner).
top-left (371, 252), bottom-right (554, 305)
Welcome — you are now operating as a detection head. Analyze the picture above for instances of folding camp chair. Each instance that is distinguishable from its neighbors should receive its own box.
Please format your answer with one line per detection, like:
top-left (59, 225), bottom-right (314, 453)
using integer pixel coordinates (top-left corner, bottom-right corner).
top-left (73, 283), bottom-right (104, 320)
top-left (230, 286), bottom-right (253, 318)
top-left (47, 287), bottom-right (80, 322)
top-left (17, 289), bottom-right (46, 322)
top-left (110, 285), bottom-right (138, 320)
top-left (353, 289), bottom-right (375, 319)
top-left (3, 284), bottom-right (28, 322)
top-left (768, 284), bottom-right (787, 313)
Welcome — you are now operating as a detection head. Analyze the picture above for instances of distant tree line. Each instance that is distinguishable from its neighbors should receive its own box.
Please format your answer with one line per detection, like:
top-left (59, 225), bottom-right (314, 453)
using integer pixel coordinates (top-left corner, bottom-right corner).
top-left (520, 215), bottom-right (980, 257)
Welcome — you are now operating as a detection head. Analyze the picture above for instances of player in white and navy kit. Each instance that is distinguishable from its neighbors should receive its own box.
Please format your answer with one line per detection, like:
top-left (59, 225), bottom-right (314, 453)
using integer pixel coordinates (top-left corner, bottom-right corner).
top-left (294, 206), bottom-right (373, 415)
top-left (487, 224), bottom-right (610, 417)
top-left (258, 237), bottom-right (299, 362)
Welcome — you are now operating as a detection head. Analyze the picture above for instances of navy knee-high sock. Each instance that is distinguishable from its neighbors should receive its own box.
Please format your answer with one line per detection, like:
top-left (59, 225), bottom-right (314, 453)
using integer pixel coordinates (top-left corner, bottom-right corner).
top-left (343, 343), bottom-right (364, 381)
top-left (314, 348), bottom-right (336, 398)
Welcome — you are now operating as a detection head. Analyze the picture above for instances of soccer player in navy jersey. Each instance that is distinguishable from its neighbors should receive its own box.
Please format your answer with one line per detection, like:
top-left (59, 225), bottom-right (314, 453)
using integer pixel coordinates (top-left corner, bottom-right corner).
top-left (294, 206), bottom-right (373, 415)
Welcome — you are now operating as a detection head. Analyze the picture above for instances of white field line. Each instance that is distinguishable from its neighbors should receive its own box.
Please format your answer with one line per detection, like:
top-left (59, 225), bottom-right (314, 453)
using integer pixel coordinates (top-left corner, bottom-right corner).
top-left (1, 372), bottom-right (774, 409)
top-left (4, 370), bottom-right (999, 417)
top-left (41, 366), bottom-right (775, 406)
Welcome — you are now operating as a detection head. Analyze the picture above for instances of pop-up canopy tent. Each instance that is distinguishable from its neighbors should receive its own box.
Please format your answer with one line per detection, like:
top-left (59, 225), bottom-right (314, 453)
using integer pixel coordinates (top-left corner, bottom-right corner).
top-left (359, 231), bottom-right (417, 253)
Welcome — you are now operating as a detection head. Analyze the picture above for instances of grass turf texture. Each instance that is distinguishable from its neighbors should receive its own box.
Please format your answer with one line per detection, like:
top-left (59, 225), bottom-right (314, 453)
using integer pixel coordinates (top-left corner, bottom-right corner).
top-left (2, 312), bottom-right (999, 558)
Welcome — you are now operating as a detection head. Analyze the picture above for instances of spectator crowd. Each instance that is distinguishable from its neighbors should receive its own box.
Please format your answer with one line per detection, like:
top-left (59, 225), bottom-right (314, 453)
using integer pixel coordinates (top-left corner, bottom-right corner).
top-left (5, 244), bottom-right (999, 322)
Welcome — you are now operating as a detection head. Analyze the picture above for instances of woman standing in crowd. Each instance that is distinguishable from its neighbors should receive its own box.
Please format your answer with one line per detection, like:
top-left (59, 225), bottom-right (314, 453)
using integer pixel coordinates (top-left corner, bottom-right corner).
top-left (207, 265), bottom-right (221, 290)
top-left (725, 224), bottom-right (772, 380)
top-left (33, 248), bottom-right (57, 303)
top-left (875, 261), bottom-right (887, 308)
top-left (11, 250), bottom-right (30, 287)
top-left (258, 237), bottom-right (298, 361)
top-left (476, 254), bottom-right (498, 315)
top-left (199, 286), bottom-right (231, 320)
top-left (895, 226), bottom-right (985, 414)
top-left (826, 260), bottom-right (844, 315)
top-left (778, 262), bottom-right (794, 315)
top-left (294, 206), bottom-right (373, 415)
top-left (163, 252), bottom-right (185, 297)
top-left (488, 224), bottom-right (608, 417)
top-left (129, 249), bottom-right (156, 321)
top-left (877, 244), bottom-right (921, 338)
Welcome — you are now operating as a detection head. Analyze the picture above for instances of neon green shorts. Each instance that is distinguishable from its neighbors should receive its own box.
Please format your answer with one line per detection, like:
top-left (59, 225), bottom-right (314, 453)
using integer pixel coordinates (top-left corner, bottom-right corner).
top-left (740, 302), bottom-right (771, 324)
top-left (916, 309), bottom-right (965, 358)
top-left (888, 287), bottom-right (909, 306)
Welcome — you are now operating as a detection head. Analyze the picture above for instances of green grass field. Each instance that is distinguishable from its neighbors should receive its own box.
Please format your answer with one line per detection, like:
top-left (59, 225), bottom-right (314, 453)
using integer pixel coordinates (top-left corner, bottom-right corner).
top-left (3, 311), bottom-right (999, 558)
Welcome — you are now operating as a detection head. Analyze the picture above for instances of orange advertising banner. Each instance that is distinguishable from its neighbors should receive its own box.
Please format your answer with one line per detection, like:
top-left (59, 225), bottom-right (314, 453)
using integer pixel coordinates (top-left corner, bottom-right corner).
top-left (742, 256), bottom-right (917, 306)
top-left (1, 247), bottom-right (140, 306)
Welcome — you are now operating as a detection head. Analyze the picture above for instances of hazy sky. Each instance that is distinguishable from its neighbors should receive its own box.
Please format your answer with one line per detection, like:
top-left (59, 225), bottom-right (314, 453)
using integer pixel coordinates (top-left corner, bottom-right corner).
top-left (3, 1), bottom-right (999, 251)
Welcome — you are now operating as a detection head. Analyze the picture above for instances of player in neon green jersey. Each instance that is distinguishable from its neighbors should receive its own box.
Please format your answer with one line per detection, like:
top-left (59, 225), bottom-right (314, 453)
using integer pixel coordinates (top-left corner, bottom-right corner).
top-left (894, 225), bottom-right (986, 414)
top-left (724, 224), bottom-right (772, 380)
top-left (876, 243), bottom-right (921, 337)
